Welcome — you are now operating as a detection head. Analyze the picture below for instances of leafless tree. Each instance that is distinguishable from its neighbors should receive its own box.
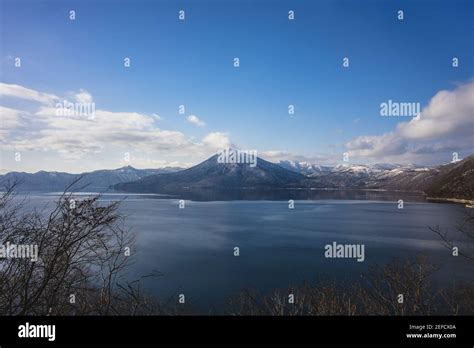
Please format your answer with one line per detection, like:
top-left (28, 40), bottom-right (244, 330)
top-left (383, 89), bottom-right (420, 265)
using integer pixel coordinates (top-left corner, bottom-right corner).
top-left (0, 180), bottom-right (178, 315)
top-left (227, 256), bottom-right (473, 315)
top-left (430, 209), bottom-right (474, 261)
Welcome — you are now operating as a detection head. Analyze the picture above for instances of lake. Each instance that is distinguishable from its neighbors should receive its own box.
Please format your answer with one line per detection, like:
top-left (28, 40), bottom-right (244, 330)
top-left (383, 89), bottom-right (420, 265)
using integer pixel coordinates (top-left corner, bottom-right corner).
top-left (15, 191), bottom-right (474, 313)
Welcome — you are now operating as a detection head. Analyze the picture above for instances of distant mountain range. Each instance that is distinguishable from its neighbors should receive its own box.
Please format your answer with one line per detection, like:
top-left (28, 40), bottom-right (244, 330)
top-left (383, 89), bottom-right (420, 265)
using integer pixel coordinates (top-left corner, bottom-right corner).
top-left (113, 154), bottom-right (473, 201)
top-left (279, 160), bottom-right (416, 177)
top-left (280, 156), bottom-right (474, 200)
top-left (279, 160), bottom-right (422, 189)
top-left (2, 154), bottom-right (473, 201)
top-left (0, 166), bottom-right (182, 192)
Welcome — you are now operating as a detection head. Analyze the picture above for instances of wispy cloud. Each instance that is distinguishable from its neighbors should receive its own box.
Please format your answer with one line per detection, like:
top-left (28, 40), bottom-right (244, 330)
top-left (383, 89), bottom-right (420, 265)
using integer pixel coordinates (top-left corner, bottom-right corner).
top-left (72, 89), bottom-right (93, 103)
top-left (187, 114), bottom-right (206, 127)
top-left (0, 83), bottom-right (58, 105)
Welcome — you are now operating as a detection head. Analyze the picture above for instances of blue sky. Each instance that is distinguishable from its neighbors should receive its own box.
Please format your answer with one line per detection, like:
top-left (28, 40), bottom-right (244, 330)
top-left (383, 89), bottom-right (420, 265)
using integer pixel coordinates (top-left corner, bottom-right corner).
top-left (1, 0), bottom-right (473, 173)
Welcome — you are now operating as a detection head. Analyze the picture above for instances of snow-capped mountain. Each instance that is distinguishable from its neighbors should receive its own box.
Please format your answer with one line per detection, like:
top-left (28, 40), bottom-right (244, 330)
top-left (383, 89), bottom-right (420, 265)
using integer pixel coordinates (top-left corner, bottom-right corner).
top-left (114, 155), bottom-right (306, 193)
top-left (279, 160), bottom-right (416, 177)
top-left (279, 159), bottom-right (435, 174)
top-left (278, 160), bottom-right (333, 176)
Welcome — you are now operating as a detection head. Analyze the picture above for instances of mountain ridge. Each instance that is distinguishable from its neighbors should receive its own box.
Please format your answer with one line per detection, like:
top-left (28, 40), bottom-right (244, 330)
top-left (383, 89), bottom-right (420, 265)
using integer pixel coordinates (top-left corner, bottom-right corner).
top-left (2, 155), bottom-right (472, 201)
top-left (0, 166), bottom-right (183, 192)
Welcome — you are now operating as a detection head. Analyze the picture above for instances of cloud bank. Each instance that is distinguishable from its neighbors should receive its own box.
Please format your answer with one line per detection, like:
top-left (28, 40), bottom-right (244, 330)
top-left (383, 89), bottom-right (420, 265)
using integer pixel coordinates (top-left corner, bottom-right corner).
top-left (0, 83), bottom-right (230, 172)
top-left (346, 81), bottom-right (474, 165)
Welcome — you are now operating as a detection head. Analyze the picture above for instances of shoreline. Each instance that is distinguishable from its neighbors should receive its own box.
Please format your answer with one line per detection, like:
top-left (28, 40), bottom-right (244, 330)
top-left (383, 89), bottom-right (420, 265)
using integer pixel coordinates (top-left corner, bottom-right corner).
top-left (426, 197), bottom-right (474, 206)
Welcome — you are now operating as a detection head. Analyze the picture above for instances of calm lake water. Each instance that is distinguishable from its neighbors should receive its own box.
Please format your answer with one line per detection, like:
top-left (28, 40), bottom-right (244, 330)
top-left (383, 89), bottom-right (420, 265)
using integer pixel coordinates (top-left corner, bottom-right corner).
top-left (16, 191), bottom-right (474, 313)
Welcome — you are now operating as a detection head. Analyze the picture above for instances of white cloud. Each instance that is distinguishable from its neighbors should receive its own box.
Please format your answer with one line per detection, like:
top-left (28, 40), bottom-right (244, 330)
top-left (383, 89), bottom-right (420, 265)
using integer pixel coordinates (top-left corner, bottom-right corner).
top-left (0, 83), bottom-right (232, 171)
top-left (259, 150), bottom-right (292, 161)
top-left (117, 156), bottom-right (191, 169)
top-left (396, 82), bottom-right (474, 140)
top-left (187, 114), bottom-right (205, 127)
top-left (0, 106), bottom-right (26, 144)
top-left (73, 89), bottom-right (93, 103)
top-left (0, 106), bottom-right (23, 129)
top-left (0, 83), bottom-right (58, 105)
top-left (202, 132), bottom-right (231, 150)
top-left (346, 81), bottom-right (474, 164)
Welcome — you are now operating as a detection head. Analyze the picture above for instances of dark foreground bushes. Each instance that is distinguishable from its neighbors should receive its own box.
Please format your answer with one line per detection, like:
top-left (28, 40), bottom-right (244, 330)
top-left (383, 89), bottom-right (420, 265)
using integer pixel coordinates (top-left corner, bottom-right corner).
top-left (227, 257), bottom-right (474, 315)
top-left (228, 209), bottom-right (474, 316)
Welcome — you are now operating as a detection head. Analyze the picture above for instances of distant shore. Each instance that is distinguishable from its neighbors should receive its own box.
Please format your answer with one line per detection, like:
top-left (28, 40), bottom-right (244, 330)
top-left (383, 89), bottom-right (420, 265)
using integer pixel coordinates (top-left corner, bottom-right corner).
top-left (426, 197), bottom-right (474, 206)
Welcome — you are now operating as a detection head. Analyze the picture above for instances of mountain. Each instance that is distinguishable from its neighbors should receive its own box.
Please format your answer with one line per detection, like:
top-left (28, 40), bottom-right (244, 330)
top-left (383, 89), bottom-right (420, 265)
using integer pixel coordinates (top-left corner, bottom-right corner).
top-left (369, 167), bottom-right (438, 192)
top-left (278, 160), bottom-right (333, 176)
top-left (278, 156), bottom-right (474, 200)
top-left (278, 160), bottom-right (420, 189)
top-left (367, 157), bottom-right (474, 201)
top-left (279, 160), bottom-right (412, 177)
top-left (368, 155), bottom-right (474, 200)
top-left (2, 154), bottom-right (473, 201)
top-left (424, 156), bottom-right (474, 200)
top-left (113, 155), bottom-right (306, 193)
top-left (0, 166), bottom-right (182, 192)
